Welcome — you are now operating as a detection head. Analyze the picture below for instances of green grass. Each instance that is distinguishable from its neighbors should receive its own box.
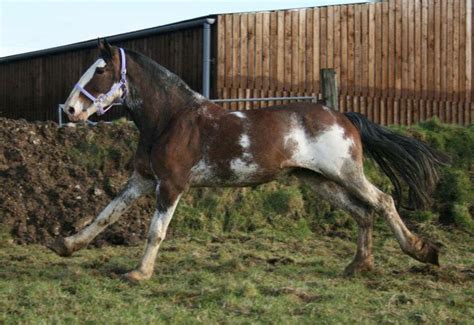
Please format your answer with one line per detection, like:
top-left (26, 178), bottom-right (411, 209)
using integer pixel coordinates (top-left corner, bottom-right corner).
top-left (1, 118), bottom-right (472, 323)
top-left (1, 226), bottom-right (472, 324)
top-left (395, 119), bottom-right (473, 231)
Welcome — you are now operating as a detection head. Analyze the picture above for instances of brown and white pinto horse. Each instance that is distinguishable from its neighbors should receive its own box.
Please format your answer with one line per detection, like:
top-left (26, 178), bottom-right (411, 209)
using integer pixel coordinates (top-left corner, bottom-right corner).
top-left (50, 39), bottom-right (448, 282)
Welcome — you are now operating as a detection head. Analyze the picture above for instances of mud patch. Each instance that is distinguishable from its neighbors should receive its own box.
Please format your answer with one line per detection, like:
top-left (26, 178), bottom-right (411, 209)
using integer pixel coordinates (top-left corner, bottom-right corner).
top-left (0, 118), bottom-right (155, 246)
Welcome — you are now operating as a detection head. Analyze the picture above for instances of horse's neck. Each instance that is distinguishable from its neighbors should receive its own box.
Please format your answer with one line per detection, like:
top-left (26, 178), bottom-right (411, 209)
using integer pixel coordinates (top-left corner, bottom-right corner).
top-left (125, 56), bottom-right (207, 138)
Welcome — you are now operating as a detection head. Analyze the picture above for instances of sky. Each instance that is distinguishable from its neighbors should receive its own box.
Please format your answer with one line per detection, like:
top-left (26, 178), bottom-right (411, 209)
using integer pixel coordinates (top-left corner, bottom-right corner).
top-left (0, 0), bottom-right (371, 58)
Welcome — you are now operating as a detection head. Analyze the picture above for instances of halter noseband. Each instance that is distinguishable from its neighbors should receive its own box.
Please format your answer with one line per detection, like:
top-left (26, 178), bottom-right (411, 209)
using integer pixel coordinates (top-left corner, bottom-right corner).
top-left (74, 48), bottom-right (127, 116)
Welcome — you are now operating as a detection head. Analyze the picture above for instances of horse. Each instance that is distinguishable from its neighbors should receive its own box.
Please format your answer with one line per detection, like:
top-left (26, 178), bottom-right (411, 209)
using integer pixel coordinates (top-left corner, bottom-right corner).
top-left (49, 39), bottom-right (448, 282)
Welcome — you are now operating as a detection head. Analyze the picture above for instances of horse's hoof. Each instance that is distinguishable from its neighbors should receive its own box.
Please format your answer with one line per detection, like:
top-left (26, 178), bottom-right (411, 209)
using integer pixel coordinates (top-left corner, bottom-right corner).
top-left (47, 237), bottom-right (74, 257)
top-left (420, 240), bottom-right (440, 266)
top-left (343, 259), bottom-right (374, 276)
top-left (122, 270), bottom-right (151, 283)
top-left (408, 239), bottom-right (440, 266)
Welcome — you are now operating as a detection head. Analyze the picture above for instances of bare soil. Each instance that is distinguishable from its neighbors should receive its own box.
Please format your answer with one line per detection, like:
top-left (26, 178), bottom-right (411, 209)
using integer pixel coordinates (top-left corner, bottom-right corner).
top-left (0, 118), bottom-right (155, 246)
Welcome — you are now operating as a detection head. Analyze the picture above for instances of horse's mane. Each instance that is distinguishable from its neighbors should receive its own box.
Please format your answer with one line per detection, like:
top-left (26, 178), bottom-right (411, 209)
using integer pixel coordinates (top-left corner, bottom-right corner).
top-left (124, 48), bottom-right (200, 99)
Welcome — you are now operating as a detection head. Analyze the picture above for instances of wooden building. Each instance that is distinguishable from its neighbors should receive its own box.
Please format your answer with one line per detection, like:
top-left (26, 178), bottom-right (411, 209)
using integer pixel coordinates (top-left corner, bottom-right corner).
top-left (1, 0), bottom-right (473, 125)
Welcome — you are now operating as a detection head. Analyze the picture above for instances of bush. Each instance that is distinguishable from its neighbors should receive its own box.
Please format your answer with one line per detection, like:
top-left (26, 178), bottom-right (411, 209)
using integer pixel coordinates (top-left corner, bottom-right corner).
top-left (389, 119), bottom-right (473, 231)
top-left (452, 204), bottom-right (474, 234)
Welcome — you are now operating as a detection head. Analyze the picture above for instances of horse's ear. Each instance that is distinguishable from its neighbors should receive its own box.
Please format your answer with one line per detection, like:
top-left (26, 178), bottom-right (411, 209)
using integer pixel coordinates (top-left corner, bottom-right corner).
top-left (97, 38), bottom-right (113, 63)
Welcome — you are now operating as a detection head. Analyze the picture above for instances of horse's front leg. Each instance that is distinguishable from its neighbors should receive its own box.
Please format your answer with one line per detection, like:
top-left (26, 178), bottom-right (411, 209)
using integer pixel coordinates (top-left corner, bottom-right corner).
top-left (124, 179), bottom-right (183, 282)
top-left (49, 171), bottom-right (155, 257)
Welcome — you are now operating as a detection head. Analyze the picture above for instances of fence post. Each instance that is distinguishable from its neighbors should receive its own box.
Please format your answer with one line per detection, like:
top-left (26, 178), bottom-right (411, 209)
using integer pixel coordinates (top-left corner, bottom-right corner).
top-left (320, 68), bottom-right (339, 111)
top-left (58, 104), bottom-right (63, 127)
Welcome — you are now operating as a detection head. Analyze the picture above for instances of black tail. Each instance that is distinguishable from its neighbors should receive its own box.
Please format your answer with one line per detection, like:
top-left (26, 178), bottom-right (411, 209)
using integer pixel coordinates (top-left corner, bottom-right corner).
top-left (344, 112), bottom-right (450, 210)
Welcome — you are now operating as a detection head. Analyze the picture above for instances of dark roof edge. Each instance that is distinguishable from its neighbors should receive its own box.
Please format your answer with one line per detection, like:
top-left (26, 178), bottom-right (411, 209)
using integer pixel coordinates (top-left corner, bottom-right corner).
top-left (0, 16), bottom-right (216, 64)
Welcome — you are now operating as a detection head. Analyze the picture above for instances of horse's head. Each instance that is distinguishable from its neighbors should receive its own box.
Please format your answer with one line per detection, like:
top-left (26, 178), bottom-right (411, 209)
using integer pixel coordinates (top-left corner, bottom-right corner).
top-left (63, 39), bottom-right (127, 122)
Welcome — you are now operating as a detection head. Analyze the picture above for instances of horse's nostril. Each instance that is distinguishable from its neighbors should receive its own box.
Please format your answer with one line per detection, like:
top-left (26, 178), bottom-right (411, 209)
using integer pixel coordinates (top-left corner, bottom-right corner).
top-left (68, 106), bottom-right (75, 114)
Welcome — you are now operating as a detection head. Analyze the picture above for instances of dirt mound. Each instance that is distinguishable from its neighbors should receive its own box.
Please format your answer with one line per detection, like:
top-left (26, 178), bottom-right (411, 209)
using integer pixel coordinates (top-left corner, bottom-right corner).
top-left (0, 118), bottom-right (155, 246)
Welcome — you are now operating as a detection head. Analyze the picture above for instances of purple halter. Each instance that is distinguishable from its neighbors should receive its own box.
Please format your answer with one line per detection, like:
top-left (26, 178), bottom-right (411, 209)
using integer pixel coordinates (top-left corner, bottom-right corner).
top-left (74, 48), bottom-right (127, 115)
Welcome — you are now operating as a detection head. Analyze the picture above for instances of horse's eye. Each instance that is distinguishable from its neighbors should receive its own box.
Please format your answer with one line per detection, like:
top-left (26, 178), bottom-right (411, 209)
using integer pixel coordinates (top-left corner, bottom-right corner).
top-left (96, 67), bottom-right (105, 75)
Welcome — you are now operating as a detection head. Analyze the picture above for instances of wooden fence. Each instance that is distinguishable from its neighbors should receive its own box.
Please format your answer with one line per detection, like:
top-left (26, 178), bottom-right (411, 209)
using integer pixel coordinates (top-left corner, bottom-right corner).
top-left (0, 27), bottom-right (204, 121)
top-left (216, 0), bottom-right (474, 125)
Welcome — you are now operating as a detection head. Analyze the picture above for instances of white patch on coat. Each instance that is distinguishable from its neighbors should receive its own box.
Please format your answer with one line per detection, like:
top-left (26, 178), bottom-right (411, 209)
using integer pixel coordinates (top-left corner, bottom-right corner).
top-left (229, 158), bottom-right (257, 172)
top-left (284, 122), bottom-right (354, 177)
top-left (64, 59), bottom-right (106, 111)
top-left (230, 111), bottom-right (246, 119)
top-left (229, 132), bottom-right (259, 181)
top-left (240, 134), bottom-right (250, 149)
top-left (193, 93), bottom-right (206, 102)
top-left (190, 159), bottom-right (215, 183)
top-left (198, 105), bottom-right (216, 119)
top-left (229, 158), bottom-right (259, 180)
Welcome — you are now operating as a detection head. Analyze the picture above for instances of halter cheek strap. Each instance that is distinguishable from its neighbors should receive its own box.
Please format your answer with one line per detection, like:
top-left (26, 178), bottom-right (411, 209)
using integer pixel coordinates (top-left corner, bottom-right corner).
top-left (74, 48), bottom-right (127, 116)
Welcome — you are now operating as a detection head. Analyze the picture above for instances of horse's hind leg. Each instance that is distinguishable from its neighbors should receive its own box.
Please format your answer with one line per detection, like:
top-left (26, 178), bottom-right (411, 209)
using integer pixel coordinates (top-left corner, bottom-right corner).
top-left (48, 172), bottom-right (155, 257)
top-left (344, 170), bottom-right (439, 266)
top-left (300, 173), bottom-right (375, 275)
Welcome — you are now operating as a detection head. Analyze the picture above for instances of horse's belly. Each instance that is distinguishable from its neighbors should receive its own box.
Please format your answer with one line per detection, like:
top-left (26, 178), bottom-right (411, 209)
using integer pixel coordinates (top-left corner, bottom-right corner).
top-left (189, 158), bottom-right (278, 187)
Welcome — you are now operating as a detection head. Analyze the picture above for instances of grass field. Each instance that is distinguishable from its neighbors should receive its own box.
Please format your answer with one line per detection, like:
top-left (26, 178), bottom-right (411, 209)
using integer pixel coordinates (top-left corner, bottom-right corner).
top-left (1, 119), bottom-right (472, 323)
top-left (1, 224), bottom-right (472, 324)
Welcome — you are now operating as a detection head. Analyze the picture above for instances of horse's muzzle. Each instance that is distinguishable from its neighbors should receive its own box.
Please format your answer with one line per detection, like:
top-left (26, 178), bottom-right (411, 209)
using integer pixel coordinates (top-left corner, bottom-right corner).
top-left (67, 110), bottom-right (89, 122)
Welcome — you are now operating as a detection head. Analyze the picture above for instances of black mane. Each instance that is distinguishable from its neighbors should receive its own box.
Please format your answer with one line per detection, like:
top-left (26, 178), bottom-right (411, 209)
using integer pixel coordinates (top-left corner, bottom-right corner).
top-left (124, 48), bottom-right (201, 99)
